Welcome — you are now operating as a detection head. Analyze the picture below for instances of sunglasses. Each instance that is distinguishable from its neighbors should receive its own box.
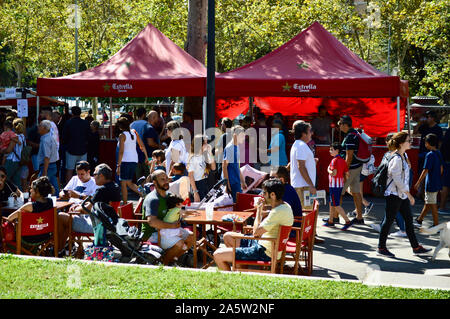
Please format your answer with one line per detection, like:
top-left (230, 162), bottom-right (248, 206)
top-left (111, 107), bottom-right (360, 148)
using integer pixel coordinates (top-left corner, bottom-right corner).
top-left (0, 174), bottom-right (6, 178)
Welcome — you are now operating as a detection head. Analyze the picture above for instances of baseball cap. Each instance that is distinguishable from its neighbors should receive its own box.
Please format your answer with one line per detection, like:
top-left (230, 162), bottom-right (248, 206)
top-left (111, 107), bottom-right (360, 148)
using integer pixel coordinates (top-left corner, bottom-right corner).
top-left (338, 115), bottom-right (352, 126)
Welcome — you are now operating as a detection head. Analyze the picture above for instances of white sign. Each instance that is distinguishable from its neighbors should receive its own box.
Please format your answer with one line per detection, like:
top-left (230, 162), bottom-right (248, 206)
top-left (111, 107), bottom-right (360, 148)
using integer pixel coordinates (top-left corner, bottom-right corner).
top-left (0, 91), bottom-right (5, 100)
top-left (17, 99), bottom-right (28, 118)
top-left (5, 88), bottom-right (16, 98)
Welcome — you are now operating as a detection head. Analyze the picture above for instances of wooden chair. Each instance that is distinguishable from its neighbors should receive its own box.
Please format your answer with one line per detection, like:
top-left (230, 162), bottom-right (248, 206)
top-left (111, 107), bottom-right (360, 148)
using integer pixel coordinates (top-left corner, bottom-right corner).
top-left (283, 200), bottom-right (319, 275)
top-left (6, 208), bottom-right (59, 257)
top-left (230, 225), bottom-right (292, 274)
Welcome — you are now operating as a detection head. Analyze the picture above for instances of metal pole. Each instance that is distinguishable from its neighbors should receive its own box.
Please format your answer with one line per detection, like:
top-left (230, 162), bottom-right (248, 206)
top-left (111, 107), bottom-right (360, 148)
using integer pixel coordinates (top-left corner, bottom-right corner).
top-left (397, 96), bottom-right (401, 132)
top-left (205, 0), bottom-right (216, 134)
top-left (75, 0), bottom-right (79, 107)
top-left (109, 97), bottom-right (113, 139)
top-left (407, 97), bottom-right (411, 135)
top-left (36, 96), bottom-right (40, 125)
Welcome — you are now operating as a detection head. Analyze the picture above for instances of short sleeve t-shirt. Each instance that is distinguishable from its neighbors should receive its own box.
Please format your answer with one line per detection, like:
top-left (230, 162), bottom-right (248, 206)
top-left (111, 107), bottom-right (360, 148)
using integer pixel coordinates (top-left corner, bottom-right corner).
top-left (141, 190), bottom-right (169, 240)
top-left (328, 155), bottom-right (348, 188)
top-left (91, 181), bottom-right (121, 204)
top-left (187, 154), bottom-right (207, 181)
top-left (222, 143), bottom-right (241, 186)
top-left (290, 139), bottom-right (316, 188)
top-left (143, 124), bottom-right (160, 157)
top-left (341, 128), bottom-right (362, 169)
top-left (259, 203), bottom-right (294, 259)
top-left (64, 176), bottom-right (98, 196)
top-left (419, 124), bottom-right (443, 153)
top-left (424, 150), bottom-right (443, 192)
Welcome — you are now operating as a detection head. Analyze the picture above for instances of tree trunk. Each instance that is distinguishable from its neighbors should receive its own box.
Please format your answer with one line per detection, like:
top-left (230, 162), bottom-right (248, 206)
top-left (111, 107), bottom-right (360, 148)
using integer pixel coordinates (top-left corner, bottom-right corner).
top-left (184, 0), bottom-right (207, 120)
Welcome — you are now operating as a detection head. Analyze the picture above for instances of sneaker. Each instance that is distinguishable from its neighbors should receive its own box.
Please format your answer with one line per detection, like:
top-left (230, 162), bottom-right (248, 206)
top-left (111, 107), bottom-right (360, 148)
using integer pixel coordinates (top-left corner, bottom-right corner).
top-left (351, 217), bottom-right (365, 225)
top-left (413, 219), bottom-right (423, 228)
top-left (370, 224), bottom-right (381, 232)
top-left (363, 202), bottom-right (374, 216)
top-left (341, 222), bottom-right (352, 231)
top-left (391, 230), bottom-right (407, 238)
top-left (323, 221), bottom-right (335, 227)
top-left (377, 248), bottom-right (395, 258)
top-left (347, 210), bottom-right (356, 217)
top-left (413, 245), bottom-right (431, 255)
top-left (322, 217), bottom-right (340, 224)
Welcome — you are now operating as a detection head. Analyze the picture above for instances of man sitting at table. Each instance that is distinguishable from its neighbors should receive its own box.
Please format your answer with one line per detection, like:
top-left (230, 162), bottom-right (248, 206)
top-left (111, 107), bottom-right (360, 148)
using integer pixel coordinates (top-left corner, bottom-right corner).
top-left (57, 163), bottom-right (121, 254)
top-left (213, 178), bottom-right (294, 271)
top-left (59, 161), bottom-right (98, 203)
top-left (141, 169), bottom-right (194, 265)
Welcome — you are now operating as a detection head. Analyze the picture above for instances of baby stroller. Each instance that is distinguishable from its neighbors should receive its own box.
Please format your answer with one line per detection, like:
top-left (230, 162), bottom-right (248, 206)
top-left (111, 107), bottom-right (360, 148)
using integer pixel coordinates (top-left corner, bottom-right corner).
top-left (80, 197), bottom-right (162, 265)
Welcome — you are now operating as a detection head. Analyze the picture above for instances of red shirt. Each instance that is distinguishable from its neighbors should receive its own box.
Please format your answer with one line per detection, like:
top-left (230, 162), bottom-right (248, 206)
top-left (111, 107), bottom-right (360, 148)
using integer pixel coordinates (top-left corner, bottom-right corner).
top-left (328, 155), bottom-right (348, 188)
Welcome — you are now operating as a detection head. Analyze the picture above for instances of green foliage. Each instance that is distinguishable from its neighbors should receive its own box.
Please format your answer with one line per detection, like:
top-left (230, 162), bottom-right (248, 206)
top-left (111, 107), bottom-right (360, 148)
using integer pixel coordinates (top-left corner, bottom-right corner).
top-left (0, 0), bottom-right (448, 100)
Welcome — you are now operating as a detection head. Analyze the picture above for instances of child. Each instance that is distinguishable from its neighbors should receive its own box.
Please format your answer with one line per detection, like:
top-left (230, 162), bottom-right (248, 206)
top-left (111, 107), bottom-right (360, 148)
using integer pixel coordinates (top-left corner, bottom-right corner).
top-left (360, 154), bottom-right (376, 216)
top-left (414, 133), bottom-right (444, 227)
top-left (171, 163), bottom-right (186, 182)
top-left (0, 120), bottom-right (18, 153)
top-left (149, 149), bottom-right (166, 173)
top-left (159, 193), bottom-right (188, 251)
top-left (323, 143), bottom-right (352, 230)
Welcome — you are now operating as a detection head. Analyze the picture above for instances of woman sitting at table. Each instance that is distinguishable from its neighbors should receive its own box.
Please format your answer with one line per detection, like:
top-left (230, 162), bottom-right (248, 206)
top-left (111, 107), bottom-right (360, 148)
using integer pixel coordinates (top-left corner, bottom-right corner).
top-left (6, 177), bottom-right (55, 247)
top-left (0, 166), bottom-right (22, 203)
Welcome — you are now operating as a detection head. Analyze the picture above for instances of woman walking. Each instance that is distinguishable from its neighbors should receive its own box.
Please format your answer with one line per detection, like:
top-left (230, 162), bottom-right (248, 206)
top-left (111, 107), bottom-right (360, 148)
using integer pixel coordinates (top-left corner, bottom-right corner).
top-left (377, 131), bottom-right (431, 258)
top-left (4, 119), bottom-right (26, 189)
top-left (116, 117), bottom-right (149, 204)
top-left (165, 120), bottom-right (188, 176)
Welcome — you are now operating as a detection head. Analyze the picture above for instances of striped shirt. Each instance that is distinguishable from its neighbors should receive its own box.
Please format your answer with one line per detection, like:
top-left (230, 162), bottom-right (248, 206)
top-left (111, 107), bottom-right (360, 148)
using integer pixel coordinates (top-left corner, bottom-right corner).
top-left (328, 155), bottom-right (348, 188)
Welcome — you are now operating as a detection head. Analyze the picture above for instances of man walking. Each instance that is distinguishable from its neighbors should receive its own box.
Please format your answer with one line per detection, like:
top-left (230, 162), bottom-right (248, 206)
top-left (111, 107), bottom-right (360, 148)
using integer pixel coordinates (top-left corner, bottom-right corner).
top-left (338, 115), bottom-right (364, 225)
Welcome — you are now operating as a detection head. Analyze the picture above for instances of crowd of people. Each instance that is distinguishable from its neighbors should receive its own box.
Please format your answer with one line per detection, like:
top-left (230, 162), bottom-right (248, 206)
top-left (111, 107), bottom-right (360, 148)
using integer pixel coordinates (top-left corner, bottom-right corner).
top-left (1, 104), bottom-right (449, 268)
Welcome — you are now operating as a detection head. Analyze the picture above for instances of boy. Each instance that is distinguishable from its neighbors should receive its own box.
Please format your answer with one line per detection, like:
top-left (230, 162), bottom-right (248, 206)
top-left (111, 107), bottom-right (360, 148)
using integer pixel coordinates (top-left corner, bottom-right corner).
top-left (171, 163), bottom-right (186, 182)
top-left (323, 143), bottom-right (352, 230)
top-left (414, 133), bottom-right (444, 227)
top-left (222, 125), bottom-right (247, 201)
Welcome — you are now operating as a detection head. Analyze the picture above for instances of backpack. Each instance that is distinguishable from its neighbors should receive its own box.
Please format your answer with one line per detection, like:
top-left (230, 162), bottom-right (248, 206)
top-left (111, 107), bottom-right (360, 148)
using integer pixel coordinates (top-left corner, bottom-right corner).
top-left (371, 153), bottom-right (400, 197)
top-left (349, 131), bottom-right (372, 163)
top-left (14, 135), bottom-right (32, 166)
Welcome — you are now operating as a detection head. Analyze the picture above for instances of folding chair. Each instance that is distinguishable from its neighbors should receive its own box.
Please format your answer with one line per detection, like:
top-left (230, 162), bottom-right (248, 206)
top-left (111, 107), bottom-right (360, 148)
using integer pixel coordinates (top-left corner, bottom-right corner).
top-left (284, 200), bottom-right (319, 275)
top-left (6, 208), bottom-right (59, 257)
top-left (231, 225), bottom-right (292, 274)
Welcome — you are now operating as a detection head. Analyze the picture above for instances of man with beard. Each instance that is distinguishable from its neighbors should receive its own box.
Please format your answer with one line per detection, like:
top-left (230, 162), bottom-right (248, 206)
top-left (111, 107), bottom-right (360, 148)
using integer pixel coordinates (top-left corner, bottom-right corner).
top-left (141, 169), bottom-right (194, 265)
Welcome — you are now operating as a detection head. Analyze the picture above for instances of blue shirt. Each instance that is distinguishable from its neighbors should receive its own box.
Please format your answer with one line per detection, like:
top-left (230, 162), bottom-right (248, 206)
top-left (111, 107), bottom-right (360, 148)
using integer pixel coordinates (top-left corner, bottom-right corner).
top-left (131, 120), bottom-right (149, 162)
top-left (37, 132), bottom-right (59, 166)
top-left (423, 150), bottom-right (443, 192)
top-left (223, 143), bottom-right (241, 186)
top-left (269, 131), bottom-right (288, 166)
top-left (283, 184), bottom-right (302, 218)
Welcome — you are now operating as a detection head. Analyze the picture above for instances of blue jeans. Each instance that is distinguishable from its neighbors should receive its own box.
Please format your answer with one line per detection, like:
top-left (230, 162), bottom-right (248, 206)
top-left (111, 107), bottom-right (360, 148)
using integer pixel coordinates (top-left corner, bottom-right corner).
top-left (39, 162), bottom-right (59, 196)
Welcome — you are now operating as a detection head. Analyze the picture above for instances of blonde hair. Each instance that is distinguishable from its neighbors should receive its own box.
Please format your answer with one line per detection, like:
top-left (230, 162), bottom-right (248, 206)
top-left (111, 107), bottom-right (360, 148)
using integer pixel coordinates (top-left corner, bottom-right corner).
top-left (13, 118), bottom-right (25, 134)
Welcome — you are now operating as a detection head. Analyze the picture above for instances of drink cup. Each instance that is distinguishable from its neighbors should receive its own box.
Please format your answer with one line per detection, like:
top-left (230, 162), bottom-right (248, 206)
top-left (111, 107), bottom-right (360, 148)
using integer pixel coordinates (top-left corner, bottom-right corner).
top-left (23, 192), bottom-right (29, 201)
top-left (205, 203), bottom-right (214, 220)
top-left (51, 196), bottom-right (57, 206)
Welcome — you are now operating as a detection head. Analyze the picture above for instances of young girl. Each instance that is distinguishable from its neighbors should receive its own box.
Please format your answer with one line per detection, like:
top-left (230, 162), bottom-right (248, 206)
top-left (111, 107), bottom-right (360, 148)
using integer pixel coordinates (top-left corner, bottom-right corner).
top-left (377, 132), bottom-right (431, 258)
top-left (159, 193), bottom-right (189, 251)
top-left (323, 143), bottom-right (352, 230)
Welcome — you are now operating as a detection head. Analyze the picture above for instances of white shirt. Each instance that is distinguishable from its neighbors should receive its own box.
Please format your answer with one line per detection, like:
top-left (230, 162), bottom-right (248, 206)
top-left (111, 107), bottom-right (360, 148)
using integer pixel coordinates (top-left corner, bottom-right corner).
top-left (290, 139), bottom-right (316, 188)
top-left (118, 130), bottom-right (138, 163)
top-left (187, 154), bottom-right (207, 181)
top-left (165, 139), bottom-right (188, 175)
top-left (64, 176), bottom-right (98, 197)
top-left (50, 121), bottom-right (59, 150)
top-left (385, 153), bottom-right (410, 200)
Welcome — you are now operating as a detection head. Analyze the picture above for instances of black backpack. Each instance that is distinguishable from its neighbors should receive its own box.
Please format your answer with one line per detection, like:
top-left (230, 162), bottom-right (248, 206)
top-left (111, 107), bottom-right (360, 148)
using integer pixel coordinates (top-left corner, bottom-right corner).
top-left (371, 153), bottom-right (400, 197)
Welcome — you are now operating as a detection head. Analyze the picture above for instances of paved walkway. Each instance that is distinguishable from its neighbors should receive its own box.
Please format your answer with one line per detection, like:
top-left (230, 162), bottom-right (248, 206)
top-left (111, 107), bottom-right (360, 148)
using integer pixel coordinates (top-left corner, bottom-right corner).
top-left (309, 195), bottom-right (450, 289)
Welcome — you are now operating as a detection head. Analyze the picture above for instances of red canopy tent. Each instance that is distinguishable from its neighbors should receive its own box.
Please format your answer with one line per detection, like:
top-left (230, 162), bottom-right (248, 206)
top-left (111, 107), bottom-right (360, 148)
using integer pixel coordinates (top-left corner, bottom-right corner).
top-left (215, 21), bottom-right (409, 138)
top-left (37, 23), bottom-right (207, 97)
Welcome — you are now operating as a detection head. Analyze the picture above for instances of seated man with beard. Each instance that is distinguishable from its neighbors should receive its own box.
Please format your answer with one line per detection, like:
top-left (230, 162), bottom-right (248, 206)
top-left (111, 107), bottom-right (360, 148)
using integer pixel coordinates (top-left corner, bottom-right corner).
top-left (141, 169), bottom-right (194, 265)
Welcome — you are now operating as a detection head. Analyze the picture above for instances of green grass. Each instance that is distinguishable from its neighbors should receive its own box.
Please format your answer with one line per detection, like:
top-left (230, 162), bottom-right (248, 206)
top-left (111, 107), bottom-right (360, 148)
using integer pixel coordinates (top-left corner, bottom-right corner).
top-left (0, 254), bottom-right (448, 299)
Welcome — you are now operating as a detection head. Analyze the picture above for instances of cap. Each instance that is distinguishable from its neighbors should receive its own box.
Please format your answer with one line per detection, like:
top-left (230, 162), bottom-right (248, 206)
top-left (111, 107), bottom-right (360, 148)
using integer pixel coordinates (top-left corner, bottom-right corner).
top-left (338, 115), bottom-right (352, 126)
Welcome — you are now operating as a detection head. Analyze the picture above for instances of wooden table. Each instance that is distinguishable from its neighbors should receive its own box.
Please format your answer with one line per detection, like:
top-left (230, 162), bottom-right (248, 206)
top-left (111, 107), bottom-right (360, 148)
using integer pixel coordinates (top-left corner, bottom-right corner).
top-left (1, 200), bottom-right (73, 217)
top-left (183, 210), bottom-right (254, 269)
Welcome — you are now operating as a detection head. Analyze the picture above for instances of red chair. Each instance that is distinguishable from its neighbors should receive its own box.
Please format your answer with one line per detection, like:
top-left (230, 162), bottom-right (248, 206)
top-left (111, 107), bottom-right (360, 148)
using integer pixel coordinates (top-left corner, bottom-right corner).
top-left (231, 225), bottom-right (292, 273)
top-left (6, 208), bottom-right (59, 257)
top-left (118, 202), bottom-right (137, 227)
top-left (217, 193), bottom-right (262, 234)
top-left (111, 201), bottom-right (121, 213)
top-left (284, 200), bottom-right (319, 275)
